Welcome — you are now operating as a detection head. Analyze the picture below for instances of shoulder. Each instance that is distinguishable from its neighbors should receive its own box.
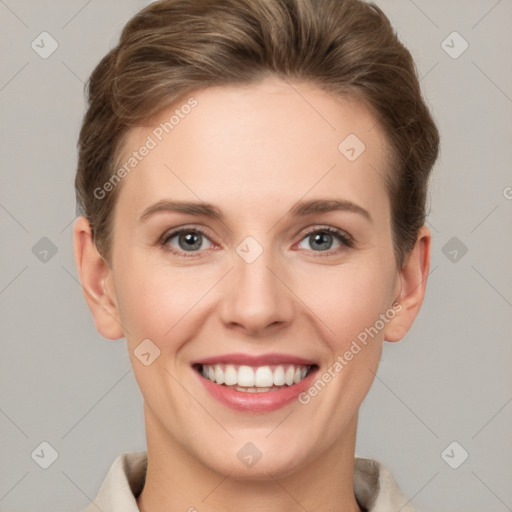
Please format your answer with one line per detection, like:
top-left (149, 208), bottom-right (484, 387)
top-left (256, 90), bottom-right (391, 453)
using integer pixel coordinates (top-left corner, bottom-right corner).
top-left (83, 451), bottom-right (147, 512)
top-left (354, 457), bottom-right (419, 512)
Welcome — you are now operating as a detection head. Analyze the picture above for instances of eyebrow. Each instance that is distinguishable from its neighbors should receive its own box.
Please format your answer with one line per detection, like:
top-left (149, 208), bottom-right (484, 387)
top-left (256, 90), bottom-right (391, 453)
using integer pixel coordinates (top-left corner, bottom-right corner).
top-left (138, 198), bottom-right (372, 223)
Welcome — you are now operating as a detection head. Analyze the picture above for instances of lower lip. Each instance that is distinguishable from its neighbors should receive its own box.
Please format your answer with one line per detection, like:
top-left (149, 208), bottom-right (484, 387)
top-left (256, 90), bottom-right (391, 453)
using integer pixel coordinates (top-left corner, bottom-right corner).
top-left (195, 366), bottom-right (318, 413)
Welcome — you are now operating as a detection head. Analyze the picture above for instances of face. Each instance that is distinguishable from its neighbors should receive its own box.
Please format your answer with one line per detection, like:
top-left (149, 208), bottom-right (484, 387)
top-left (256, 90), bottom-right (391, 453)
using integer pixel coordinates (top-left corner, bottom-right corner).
top-left (94, 77), bottom-right (410, 477)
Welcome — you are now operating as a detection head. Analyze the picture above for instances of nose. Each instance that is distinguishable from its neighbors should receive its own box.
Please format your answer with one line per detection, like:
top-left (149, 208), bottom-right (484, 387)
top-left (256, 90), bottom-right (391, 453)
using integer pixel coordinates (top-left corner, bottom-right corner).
top-left (218, 243), bottom-right (295, 337)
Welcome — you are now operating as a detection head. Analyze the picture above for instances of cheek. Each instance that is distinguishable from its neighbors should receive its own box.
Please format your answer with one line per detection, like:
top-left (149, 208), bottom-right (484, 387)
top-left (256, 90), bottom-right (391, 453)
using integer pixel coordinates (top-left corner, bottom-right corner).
top-left (113, 253), bottom-right (221, 351)
top-left (113, 258), bottom-right (176, 339)
top-left (299, 259), bottom-right (395, 342)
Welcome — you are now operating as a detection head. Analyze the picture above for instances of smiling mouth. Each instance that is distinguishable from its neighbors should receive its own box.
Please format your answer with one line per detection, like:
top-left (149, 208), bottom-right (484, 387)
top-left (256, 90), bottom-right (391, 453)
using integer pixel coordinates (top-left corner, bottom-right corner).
top-left (193, 363), bottom-right (318, 393)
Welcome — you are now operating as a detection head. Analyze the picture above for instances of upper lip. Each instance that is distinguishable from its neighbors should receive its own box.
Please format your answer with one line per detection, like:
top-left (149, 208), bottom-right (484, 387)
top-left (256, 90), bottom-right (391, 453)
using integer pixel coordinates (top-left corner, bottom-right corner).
top-left (191, 353), bottom-right (317, 366)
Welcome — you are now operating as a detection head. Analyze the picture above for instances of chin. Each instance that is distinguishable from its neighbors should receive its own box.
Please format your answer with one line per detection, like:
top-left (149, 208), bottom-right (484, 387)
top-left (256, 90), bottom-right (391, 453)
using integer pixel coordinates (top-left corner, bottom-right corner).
top-left (193, 435), bottom-right (317, 481)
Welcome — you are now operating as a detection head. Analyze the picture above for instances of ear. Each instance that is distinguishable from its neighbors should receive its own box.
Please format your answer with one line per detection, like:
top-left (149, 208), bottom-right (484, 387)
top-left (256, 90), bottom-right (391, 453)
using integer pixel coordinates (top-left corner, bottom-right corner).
top-left (384, 225), bottom-right (431, 342)
top-left (73, 216), bottom-right (124, 340)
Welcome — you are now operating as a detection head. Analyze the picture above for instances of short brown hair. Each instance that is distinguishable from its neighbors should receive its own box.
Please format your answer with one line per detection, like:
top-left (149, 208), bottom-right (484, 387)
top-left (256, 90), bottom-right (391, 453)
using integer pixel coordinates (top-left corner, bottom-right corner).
top-left (75, 0), bottom-right (439, 266)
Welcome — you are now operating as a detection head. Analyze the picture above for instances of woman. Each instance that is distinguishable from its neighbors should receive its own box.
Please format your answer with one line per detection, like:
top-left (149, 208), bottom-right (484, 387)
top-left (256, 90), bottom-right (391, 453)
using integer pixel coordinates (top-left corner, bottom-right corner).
top-left (73, 0), bottom-right (439, 510)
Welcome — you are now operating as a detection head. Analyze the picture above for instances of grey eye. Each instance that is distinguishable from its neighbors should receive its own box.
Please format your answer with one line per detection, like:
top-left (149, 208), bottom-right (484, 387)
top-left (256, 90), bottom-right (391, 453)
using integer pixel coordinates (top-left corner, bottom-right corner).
top-left (164, 230), bottom-right (212, 252)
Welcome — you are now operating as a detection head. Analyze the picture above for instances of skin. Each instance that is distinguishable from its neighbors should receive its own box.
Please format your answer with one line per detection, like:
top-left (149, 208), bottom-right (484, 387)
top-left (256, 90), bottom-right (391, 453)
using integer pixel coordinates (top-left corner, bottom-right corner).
top-left (74, 77), bottom-right (430, 512)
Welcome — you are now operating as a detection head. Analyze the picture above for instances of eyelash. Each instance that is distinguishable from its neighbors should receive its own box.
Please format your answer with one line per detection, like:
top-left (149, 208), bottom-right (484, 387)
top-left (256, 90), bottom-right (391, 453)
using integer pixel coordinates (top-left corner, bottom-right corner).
top-left (160, 225), bottom-right (354, 258)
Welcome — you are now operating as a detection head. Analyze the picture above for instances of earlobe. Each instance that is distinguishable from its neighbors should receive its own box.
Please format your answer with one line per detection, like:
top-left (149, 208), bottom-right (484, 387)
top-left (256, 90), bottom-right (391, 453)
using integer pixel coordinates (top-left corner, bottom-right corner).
top-left (384, 226), bottom-right (431, 343)
top-left (73, 216), bottom-right (125, 340)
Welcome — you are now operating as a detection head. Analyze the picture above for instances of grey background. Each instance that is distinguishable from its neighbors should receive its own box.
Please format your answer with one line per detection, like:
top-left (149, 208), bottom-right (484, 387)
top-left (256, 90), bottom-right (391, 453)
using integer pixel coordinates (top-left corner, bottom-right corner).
top-left (1, 1), bottom-right (511, 511)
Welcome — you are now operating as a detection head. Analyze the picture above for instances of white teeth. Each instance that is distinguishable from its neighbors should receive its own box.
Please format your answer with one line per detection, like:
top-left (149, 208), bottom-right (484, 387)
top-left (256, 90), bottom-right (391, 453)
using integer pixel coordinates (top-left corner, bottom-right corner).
top-left (200, 363), bottom-right (312, 388)
top-left (234, 386), bottom-right (271, 393)
top-left (273, 365), bottom-right (285, 386)
top-left (255, 366), bottom-right (274, 387)
top-left (224, 365), bottom-right (237, 386)
top-left (285, 366), bottom-right (295, 386)
top-left (238, 365), bottom-right (255, 387)
top-left (215, 365), bottom-right (224, 385)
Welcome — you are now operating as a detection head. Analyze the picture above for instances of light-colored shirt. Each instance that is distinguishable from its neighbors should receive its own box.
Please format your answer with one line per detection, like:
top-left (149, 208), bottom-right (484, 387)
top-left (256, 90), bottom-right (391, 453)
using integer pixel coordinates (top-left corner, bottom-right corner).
top-left (83, 451), bottom-right (417, 512)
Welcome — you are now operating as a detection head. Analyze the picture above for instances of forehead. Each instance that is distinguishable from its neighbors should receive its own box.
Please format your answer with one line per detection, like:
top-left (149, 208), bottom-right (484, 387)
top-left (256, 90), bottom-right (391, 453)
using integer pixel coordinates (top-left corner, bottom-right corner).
top-left (114, 77), bottom-right (391, 225)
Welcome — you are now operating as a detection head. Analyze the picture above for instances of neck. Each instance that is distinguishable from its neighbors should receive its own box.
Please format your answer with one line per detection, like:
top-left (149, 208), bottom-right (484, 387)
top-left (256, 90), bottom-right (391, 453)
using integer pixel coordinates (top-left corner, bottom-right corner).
top-left (137, 406), bottom-right (362, 512)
